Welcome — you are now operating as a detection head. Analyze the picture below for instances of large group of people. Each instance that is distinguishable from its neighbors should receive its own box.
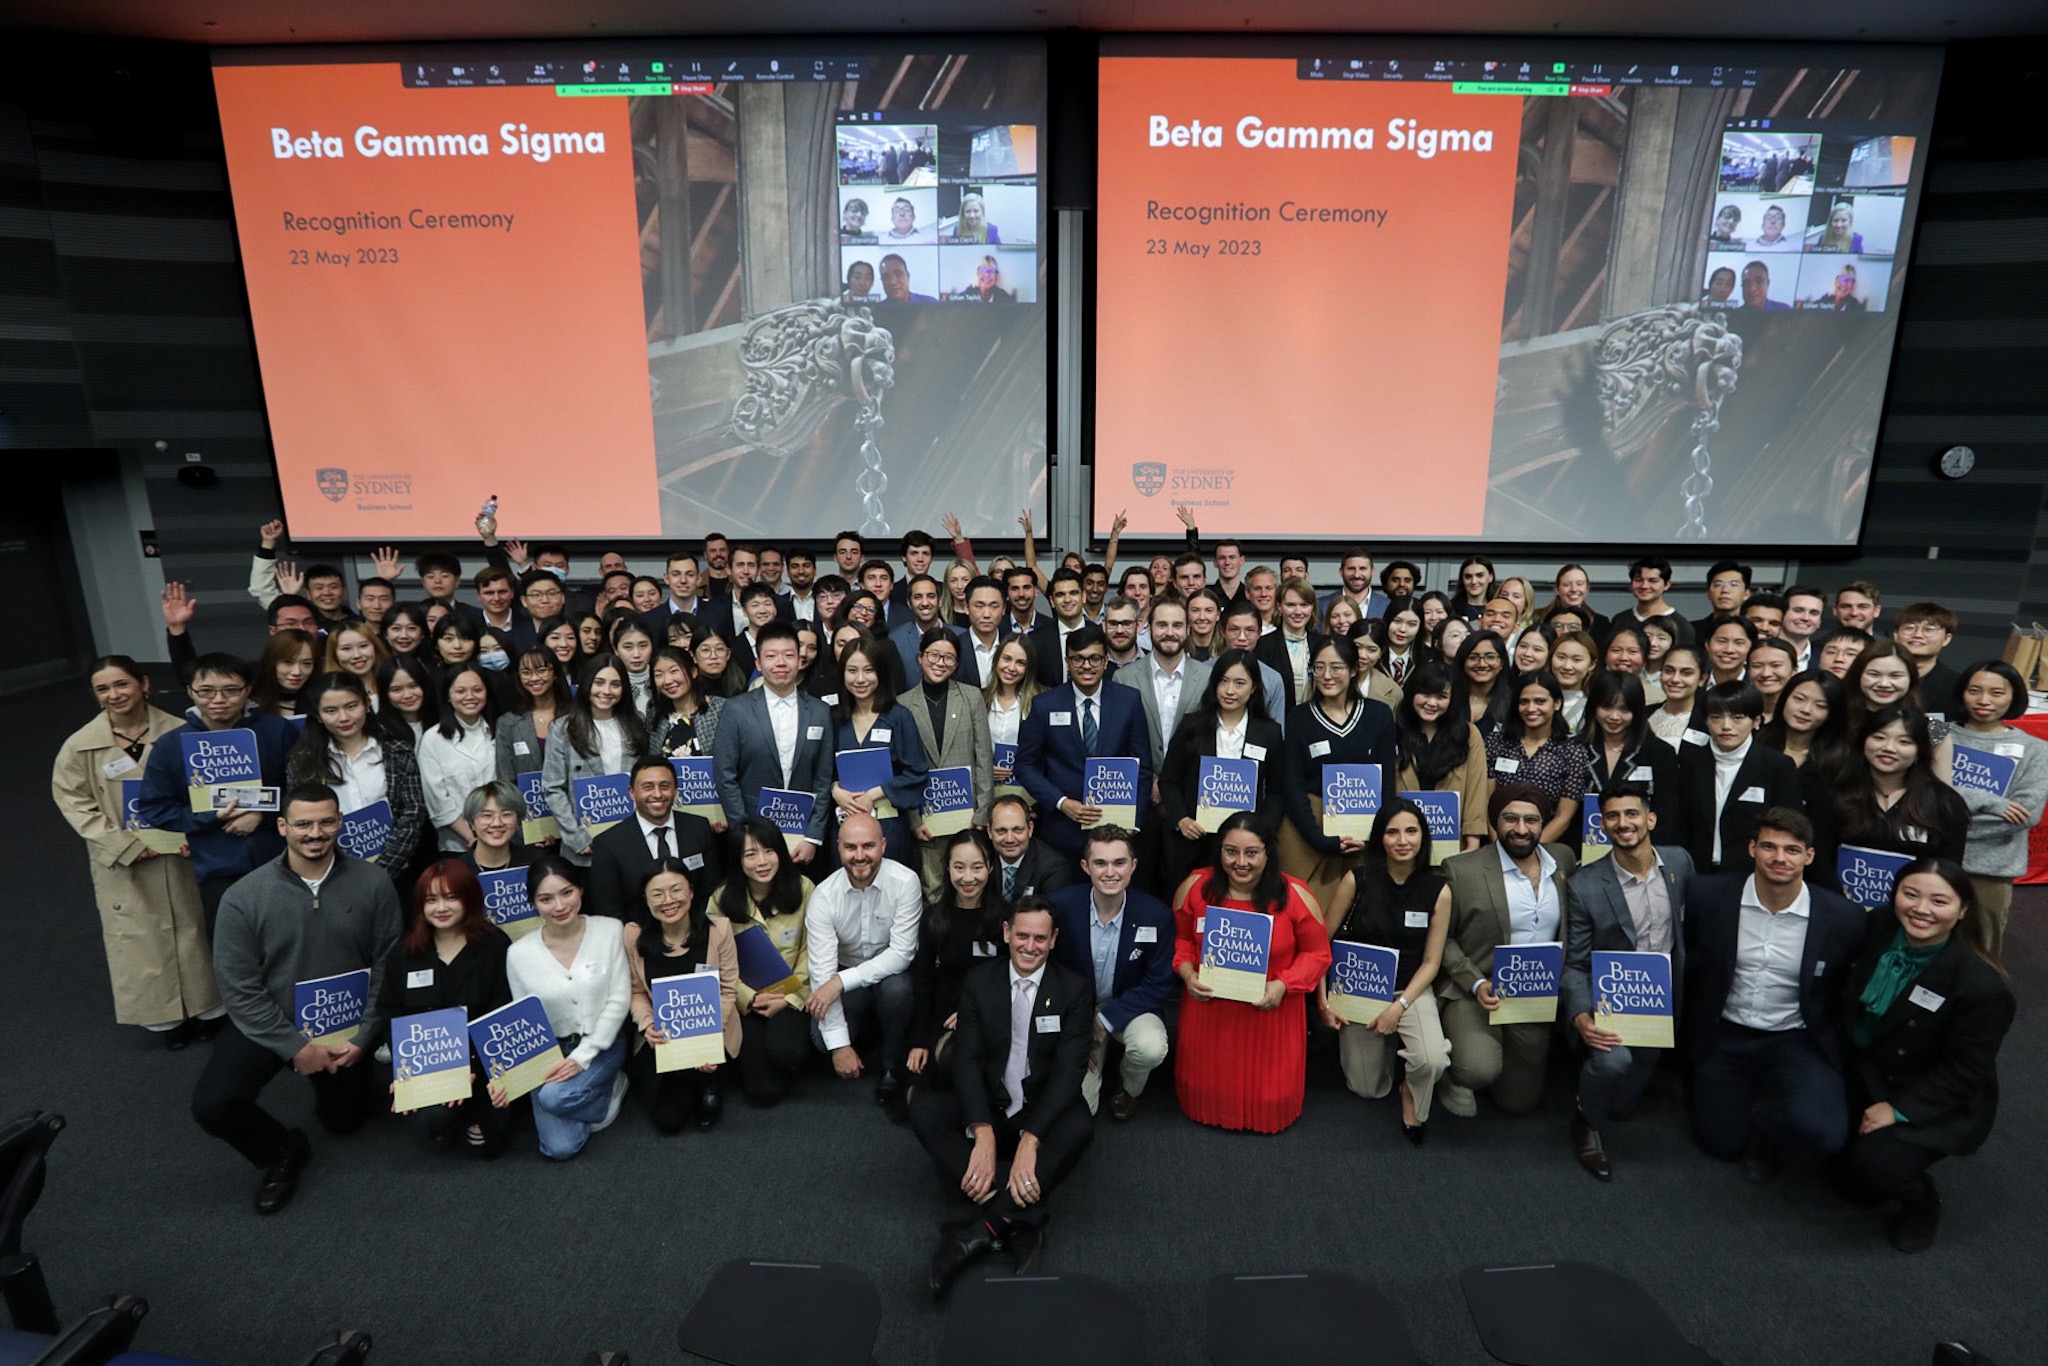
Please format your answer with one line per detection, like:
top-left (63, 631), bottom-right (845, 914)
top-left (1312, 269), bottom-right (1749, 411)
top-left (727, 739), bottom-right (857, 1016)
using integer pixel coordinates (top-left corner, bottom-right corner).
top-left (49, 514), bottom-right (2030, 1286)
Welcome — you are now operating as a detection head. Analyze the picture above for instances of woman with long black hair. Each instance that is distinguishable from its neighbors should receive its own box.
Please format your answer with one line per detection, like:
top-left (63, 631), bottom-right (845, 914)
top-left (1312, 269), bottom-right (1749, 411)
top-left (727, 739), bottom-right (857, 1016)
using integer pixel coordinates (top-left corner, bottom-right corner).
top-left (1393, 661), bottom-right (1487, 854)
top-left (708, 817), bottom-right (815, 1107)
top-left (287, 670), bottom-right (425, 878)
top-left (1160, 649), bottom-right (1285, 894)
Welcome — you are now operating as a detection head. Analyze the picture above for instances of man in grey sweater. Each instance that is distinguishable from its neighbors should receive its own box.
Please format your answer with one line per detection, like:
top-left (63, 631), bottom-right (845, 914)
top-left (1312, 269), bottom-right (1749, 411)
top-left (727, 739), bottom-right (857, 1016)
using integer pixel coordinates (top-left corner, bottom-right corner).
top-left (191, 783), bottom-right (402, 1214)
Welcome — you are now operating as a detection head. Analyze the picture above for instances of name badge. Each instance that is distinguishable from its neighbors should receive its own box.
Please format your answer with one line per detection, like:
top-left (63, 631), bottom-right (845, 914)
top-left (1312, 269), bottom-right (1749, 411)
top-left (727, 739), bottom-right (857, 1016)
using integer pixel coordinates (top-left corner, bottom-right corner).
top-left (1034, 1014), bottom-right (1061, 1033)
top-left (1994, 743), bottom-right (2024, 758)
top-left (1245, 744), bottom-right (1268, 762)
top-left (1134, 925), bottom-right (1158, 944)
top-left (1051, 711), bottom-right (1074, 726)
top-left (1495, 758), bottom-right (1520, 774)
top-left (102, 755), bottom-right (139, 778)
top-left (406, 969), bottom-right (434, 989)
top-left (1907, 985), bottom-right (1946, 1012)
top-left (1814, 960), bottom-right (1826, 977)
top-left (777, 928), bottom-right (798, 946)
top-left (870, 727), bottom-right (892, 742)
top-left (1308, 740), bottom-right (1332, 758)
top-left (972, 942), bottom-right (998, 957)
top-left (683, 854), bottom-right (704, 870)
top-left (806, 725), bottom-right (825, 740)
top-left (1927, 711), bottom-right (1946, 723)
top-left (821, 693), bottom-right (840, 705)
top-left (1682, 730), bottom-right (1709, 746)
top-left (1627, 766), bottom-right (1653, 782)
top-left (1195, 916), bottom-right (1204, 934)
top-left (1738, 786), bottom-right (1765, 803)
top-left (1404, 911), bottom-right (1431, 928)
top-left (513, 741), bottom-right (532, 756)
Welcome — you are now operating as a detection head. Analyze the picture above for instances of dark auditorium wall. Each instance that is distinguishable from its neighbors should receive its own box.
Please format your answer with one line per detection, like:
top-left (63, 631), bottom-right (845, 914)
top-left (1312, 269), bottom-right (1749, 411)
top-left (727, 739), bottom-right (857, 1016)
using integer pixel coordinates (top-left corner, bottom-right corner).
top-left (0, 33), bottom-right (2043, 664)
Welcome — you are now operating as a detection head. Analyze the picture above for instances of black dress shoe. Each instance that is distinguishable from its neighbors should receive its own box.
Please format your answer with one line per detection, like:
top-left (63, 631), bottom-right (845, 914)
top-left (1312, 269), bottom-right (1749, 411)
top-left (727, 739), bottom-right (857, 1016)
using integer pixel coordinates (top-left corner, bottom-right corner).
top-left (161, 1020), bottom-right (198, 1051)
top-left (255, 1129), bottom-right (310, 1215)
top-left (928, 1220), bottom-right (996, 1300)
top-left (1889, 1177), bottom-right (1941, 1253)
top-left (1740, 1142), bottom-right (1780, 1186)
top-left (190, 1014), bottom-right (227, 1043)
top-left (695, 1085), bottom-right (724, 1131)
top-left (1006, 1218), bottom-right (1048, 1275)
top-left (1571, 1110), bottom-right (1611, 1182)
top-left (1402, 1118), bottom-right (1427, 1148)
top-left (875, 1068), bottom-right (904, 1106)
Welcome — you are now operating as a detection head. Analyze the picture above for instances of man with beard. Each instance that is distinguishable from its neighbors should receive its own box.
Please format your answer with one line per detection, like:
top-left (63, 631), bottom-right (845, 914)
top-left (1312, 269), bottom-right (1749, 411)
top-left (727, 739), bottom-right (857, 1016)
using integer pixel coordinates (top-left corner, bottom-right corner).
top-left (1434, 783), bottom-right (1579, 1118)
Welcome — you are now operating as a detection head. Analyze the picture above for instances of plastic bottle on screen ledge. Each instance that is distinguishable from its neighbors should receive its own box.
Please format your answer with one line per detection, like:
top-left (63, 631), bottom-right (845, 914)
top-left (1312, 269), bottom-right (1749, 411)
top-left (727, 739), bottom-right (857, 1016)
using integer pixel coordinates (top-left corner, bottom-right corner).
top-left (477, 492), bottom-right (499, 535)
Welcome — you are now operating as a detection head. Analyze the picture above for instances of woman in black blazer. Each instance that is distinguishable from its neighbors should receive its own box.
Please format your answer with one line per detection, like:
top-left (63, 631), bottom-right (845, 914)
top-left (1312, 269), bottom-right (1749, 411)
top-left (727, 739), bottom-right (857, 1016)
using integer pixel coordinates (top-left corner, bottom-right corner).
top-left (1835, 858), bottom-right (2014, 1252)
top-left (373, 858), bottom-right (515, 1157)
top-left (1577, 670), bottom-right (1681, 838)
top-left (1161, 649), bottom-right (1286, 895)
top-left (1253, 581), bottom-right (1327, 708)
top-left (1811, 704), bottom-right (1970, 899)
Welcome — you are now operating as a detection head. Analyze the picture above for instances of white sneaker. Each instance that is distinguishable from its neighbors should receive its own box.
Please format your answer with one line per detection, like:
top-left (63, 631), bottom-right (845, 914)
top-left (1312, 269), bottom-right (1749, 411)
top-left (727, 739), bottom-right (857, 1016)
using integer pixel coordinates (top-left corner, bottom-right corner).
top-left (1437, 1082), bottom-right (1477, 1118)
top-left (591, 1072), bottom-right (628, 1133)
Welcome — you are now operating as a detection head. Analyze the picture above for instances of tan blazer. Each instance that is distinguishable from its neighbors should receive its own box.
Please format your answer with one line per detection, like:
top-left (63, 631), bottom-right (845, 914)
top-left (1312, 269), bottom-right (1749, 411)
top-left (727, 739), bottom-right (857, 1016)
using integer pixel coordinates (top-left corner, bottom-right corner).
top-left (625, 914), bottom-right (743, 1058)
top-left (50, 705), bottom-right (217, 1025)
top-left (1434, 841), bottom-right (1578, 1001)
top-left (1397, 726), bottom-right (1490, 842)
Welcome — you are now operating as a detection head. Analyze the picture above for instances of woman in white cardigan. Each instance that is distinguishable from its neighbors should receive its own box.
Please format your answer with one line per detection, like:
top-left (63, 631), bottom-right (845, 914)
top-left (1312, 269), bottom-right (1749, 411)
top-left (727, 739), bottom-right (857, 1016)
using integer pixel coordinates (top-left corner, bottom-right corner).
top-left (497, 855), bottom-right (633, 1159)
top-left (417, 664), bottom-right (499, 851)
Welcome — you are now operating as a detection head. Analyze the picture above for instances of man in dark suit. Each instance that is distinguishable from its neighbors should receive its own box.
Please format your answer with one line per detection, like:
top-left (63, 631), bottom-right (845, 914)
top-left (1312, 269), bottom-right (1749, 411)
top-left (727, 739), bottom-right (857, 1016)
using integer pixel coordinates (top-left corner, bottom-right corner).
top-left (586, 756), bottom-right (723, 920)
top-left (711, 621), bottom-right (835, 865)
top-left (956, 575), bottom-right (1009, 690)
top-left (1684, 805), bottom-right (1870, 1183)
top-left (888, 573), bottom-right (961, 685)
top-left (912, 897), bottom-right (1094, 1296)
top-left (640, 548), bottom-right (706, 638)
top-left (988, 794), bottom-right (1076, 901)
top-left (1319, 548), bottom-right (1388, 622)
top-left (1562, 783), bottom-right (1694, 1181)
top-left (1001, 566), bottom-right (1062, 688)
top-left (1049, 827), bottom-right (1176, 1120)
top-left (1436, 784), bottom-right (1580, 1118)
top-left (1677, 681), bottom-right (1801, 874)
top-left (1014, 626), bottom-right (1153, 861)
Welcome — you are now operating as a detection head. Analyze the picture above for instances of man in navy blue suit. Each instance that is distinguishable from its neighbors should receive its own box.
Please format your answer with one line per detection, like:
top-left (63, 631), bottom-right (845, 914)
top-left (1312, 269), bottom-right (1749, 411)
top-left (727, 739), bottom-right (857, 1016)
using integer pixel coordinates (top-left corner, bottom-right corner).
top-left (1049, 827), bottom-right (1176, 1120)
top-left (1684, 805), bottom-right (1871, 1184)
top-left (1015, 626), bottom-right (1153, 864)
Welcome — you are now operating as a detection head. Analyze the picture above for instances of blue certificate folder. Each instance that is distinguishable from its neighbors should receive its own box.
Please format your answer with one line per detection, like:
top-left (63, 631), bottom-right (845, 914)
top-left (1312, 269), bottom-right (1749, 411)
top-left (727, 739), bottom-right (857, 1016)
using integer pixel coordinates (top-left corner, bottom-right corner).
top-left (389, 1007), bottom-right (473, 1112)
top-left (1490, 942), bottom-right (1562, 1025)
top-left (650, 971), bottom-right (724, 1072)
top-left (1321, 763), bottom-right (1382, 838)
top-left (1949, 740), bottom-right (2019, 798)
top-left (756, 787), bottom-right (817, 839)
top-left (294, 968), bottom-right (370, 1047)
top-left (732, 923), bottom-right (800, 992)
top-left (181, 727), bottom-right (261, 812)
top-left (468, 996), bottom-right (563, 1101)
top-left (337, 800), bottom-right (392, 863)
top-left (1197, 756), bottom-right (1259, 832)
top-left (1838, 845), bottom-right (1913, 910)
top-left (993, 741), bottom-right (1018, 775)
top-left (1398, 790), bottom-right (1459, 865)
top-left (1591, 951), bottom-right (1675, 1049)
top-left (1199, 904), bottom-right (1272, 1004)
top-left (571, 773), bottom-right (634, 835)
top-left (835, 747), bottom-right (899, 818)
top-left (1326, 940), bottom-right (1401, 1024)
top-left (1083, 757), bottom-right (1141, 828)
top-left (477, 867), bottom-right (539, 939)
top-left (668, 756), bottom-right (722, 820)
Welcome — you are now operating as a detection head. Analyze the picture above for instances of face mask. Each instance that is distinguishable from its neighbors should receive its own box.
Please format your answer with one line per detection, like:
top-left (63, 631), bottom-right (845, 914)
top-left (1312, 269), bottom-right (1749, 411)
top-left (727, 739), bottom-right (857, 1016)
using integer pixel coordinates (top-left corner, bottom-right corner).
top-left (543, 566), bottom-right (568, 581)
top-left (478, 650), bottom-right (510, 672)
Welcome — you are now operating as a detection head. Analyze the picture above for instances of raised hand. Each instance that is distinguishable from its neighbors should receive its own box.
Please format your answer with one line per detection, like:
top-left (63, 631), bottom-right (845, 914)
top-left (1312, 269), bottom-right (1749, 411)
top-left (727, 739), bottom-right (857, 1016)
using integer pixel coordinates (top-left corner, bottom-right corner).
top-left (258, 518), bottom-right (285, 549)
top-left (370, 545), bottom-right (403, 580)
top-left (274, 561), bottom-right (304, 597)
top-left (1110, 509), bottom-right (1129, 536)
top-left (1173, 504), bottom-right (1197, 530)
top-left (161, 582), bottom-right (196, 631)
top-left (940, 512), bottom-right (964, 540)
top-left (503, 537), bottom-right (530, 567)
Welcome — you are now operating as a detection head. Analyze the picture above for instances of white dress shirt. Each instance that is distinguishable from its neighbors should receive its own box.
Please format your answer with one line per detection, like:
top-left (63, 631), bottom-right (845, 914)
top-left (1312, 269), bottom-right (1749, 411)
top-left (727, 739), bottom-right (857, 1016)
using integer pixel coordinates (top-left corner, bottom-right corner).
top-left (1498, 840), bottom-right (1561, 944)
top-left (790, 591), bottom-right (815, 622)
top-left (969, 633), bottom-right (1001, 689)
top-left (1723, 875), bottom-right (1811, 1032)
top-left (1215, 718), bottom-right (1247, 760)
top-left (326, 736), bottom-right (388, 816)
top-left (765, 688), bottom-right (801, 786)
top-left (804, 859), bottom-right (923, 1049)
top-left (1149, 653), bottom-right (1188, 734)
top-left (593, 716), bottom-right (626, 778)
top-left (506, 914), bottom-right (632, 1068)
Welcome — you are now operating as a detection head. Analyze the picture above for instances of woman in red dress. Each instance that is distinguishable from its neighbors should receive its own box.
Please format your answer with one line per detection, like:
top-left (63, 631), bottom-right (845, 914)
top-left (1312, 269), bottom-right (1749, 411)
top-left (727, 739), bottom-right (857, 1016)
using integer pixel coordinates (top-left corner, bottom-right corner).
top-left (1172, 813), bottom-right (1333, 1133)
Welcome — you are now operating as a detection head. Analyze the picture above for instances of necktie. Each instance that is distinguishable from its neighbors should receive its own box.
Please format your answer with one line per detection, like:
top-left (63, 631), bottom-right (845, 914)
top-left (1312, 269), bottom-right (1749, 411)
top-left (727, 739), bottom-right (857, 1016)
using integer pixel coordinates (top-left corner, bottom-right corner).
top-left (652, 824), bottom-right (671, 863)
top-left (1002, 864), bottom-right (1018, 901)
top-left (1081, 697), bottom-right (1098, 755)
top-left (1003, 976), bottom-right (1035, 1116)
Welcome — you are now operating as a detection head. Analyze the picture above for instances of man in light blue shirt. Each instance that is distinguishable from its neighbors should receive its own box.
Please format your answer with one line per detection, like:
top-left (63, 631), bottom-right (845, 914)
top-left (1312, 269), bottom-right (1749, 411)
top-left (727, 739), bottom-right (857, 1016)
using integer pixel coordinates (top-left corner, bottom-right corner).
top-left (1048, 828), bottom-right (1176, 1120)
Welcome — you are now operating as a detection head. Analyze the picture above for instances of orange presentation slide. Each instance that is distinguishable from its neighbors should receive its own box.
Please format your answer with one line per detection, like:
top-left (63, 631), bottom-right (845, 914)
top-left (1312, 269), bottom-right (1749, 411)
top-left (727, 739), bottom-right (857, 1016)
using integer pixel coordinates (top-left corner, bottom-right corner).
top-left (213, 64), bottom-right (658, 539)
top-left (1094, 58), bottom-right (1523, 537)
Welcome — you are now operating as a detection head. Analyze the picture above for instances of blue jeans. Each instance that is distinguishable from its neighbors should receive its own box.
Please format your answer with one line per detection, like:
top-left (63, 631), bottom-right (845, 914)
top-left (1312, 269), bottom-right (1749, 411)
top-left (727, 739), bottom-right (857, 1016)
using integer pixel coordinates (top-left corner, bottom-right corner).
top-left (531, 1035), bottom-right (627, 1160)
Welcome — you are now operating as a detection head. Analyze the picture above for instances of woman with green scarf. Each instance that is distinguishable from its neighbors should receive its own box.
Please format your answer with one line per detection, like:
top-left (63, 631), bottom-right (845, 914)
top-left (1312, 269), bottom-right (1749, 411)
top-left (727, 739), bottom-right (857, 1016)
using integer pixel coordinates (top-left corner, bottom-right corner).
top-left (1835, 859), bottom-right (2014, 1253)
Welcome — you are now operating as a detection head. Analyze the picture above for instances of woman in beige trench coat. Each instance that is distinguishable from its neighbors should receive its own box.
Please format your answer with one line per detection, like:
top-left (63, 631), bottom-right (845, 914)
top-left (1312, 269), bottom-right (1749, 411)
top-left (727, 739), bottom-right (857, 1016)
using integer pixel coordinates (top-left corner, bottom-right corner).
top-left (50, 656), bottom-right (221, 1046)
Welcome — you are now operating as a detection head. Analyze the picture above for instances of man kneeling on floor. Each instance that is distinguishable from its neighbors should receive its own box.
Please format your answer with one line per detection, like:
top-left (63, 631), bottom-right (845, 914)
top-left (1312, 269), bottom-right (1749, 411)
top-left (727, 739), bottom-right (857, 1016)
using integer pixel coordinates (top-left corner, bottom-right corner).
top-left (911, 895), bottom-right (1094, 1297)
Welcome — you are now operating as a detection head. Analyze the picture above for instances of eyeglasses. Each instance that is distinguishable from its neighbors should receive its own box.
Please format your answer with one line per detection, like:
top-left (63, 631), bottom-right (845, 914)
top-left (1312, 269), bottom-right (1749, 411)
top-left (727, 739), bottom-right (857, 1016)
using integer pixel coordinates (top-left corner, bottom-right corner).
top-left (191, 685), bottom-right (247, 699)
top-left (1466, 651), bottom-right (1502, 664)
top-left (1309, 663), bottom-right (1351, 675)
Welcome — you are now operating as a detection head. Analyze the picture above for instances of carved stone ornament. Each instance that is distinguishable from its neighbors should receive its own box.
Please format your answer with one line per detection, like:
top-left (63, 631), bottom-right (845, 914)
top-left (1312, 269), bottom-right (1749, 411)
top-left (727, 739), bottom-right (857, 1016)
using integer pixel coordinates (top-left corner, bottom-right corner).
top-left (1596, 301), bottom-right (1743, 537)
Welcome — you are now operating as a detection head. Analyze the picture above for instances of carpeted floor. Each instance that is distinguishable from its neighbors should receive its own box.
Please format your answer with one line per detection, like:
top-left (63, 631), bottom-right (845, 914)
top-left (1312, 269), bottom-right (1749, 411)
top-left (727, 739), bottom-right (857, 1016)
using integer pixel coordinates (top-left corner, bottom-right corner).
top-left (10, 680), bottom-right (2044, 1365)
